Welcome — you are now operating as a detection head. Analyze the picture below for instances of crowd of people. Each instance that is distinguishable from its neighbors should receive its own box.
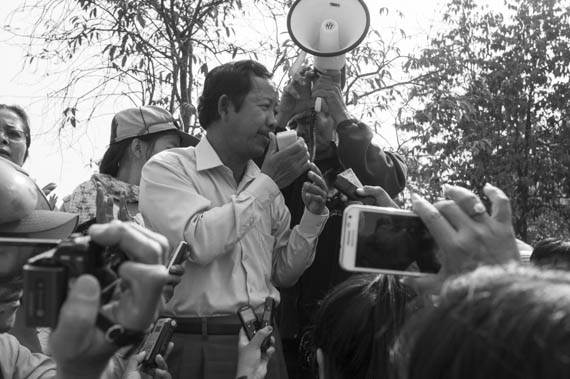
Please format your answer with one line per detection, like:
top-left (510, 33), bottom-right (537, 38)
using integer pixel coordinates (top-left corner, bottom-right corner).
top-left (1, 59), bottom-right (568, 379)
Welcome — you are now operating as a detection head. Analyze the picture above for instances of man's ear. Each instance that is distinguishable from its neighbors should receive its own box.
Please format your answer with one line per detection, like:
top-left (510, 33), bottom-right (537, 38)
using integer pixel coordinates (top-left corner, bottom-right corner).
top-left (316, 348), bottom-right (326, 379)
top-left (217, 94), bottom-right (232, 120)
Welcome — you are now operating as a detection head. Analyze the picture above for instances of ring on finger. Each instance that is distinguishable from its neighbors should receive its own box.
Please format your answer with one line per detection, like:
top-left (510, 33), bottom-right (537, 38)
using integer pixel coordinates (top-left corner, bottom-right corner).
top-left (470, 202), bottom-right (487, 217)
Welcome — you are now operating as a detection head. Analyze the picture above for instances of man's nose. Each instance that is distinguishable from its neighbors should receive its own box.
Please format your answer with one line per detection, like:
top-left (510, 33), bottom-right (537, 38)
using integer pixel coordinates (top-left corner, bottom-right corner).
top-left (267, 112), bottom-right (277, 132)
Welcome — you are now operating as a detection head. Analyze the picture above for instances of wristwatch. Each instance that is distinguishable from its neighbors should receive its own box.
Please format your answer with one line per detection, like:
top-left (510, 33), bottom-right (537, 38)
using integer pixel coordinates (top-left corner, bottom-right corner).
top-left (96, 313), bottom-right (146, 347)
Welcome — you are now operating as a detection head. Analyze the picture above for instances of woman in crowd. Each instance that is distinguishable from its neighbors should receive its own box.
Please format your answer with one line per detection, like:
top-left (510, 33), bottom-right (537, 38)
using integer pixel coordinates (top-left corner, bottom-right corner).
top-left (0, 104), bottom-right (30, 167)
top-left (62, 105), bottom-right (198, 227)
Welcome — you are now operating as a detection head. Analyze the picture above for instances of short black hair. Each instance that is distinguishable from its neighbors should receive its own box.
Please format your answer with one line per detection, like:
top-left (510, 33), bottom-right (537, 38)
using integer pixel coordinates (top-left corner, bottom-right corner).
top-left (403, 265), bottom-right (570, 379)
top-left (197, 60), bottom-right (272, 129)
top-left (530, 238), bottom-right (570, 270)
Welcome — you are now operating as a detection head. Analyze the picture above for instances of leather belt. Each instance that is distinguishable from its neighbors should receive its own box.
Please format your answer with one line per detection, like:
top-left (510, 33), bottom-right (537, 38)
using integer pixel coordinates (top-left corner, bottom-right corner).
top-left (173, 315), bottom-right (242, 336)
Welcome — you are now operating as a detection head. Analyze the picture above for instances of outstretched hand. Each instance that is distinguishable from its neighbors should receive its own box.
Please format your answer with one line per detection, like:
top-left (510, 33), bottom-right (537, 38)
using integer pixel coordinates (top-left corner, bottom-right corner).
top-left (407, 183), bottom-right (520, 294)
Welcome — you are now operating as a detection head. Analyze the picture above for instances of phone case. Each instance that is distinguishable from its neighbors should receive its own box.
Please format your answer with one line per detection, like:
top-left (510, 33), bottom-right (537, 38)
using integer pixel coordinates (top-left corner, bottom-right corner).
top-left (166, 241), bottom-right (190, 269)
top-left (339, 205), bottom-right (430, 277)
top-left (139, 318), bottom-right (177, 369)
top-left (237, 305), bottom-right (259, 340)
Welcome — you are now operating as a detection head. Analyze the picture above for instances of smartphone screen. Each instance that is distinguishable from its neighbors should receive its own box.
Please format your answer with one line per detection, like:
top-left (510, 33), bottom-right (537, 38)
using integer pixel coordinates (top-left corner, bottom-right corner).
top-left (341, 205), bottom-right (440, 276)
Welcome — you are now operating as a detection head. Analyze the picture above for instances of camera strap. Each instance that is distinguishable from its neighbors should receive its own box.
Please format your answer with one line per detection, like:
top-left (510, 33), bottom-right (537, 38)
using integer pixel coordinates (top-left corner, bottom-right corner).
top-left (96, 313), bottom-right (146, 347)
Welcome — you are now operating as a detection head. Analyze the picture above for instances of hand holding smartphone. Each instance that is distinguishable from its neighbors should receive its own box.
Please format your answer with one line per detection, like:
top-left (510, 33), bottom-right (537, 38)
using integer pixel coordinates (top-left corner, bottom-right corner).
top-left (259, 297), bottom-right (275, 352)
top-left (166, 241), bottom-right (190, 270)
top-left (340, 205), bottom-right (440, 277)
top-left (237, 297), bottom-right (275, 352)
top-left (137, 317), bottom-right (177, 372)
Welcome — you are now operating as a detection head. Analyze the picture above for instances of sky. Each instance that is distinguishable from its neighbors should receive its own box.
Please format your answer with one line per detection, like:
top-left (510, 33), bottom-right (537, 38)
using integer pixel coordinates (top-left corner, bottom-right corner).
top-left (0, 0), bottom-right (457, 202)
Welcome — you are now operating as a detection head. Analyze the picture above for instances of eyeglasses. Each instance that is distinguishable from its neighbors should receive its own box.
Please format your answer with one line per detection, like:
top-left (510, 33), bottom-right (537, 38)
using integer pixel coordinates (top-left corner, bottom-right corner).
top-left (0, 126), bottom-right (27, 142)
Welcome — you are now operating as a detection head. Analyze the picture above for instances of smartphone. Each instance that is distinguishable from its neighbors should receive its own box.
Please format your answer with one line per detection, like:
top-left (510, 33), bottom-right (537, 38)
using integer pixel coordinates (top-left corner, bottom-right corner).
top-left (166, 241), bottom-right (190, 270)
top-left (259, 297), bottom-right (275, 352)
top-left (138, 317), bottom-right (177, 371)
top-left (334, 175), bottom-right (376, 205)
top-left (340, 205), bottom-right (440, 277)
top-left (237, 305), bottom-right (259, 341)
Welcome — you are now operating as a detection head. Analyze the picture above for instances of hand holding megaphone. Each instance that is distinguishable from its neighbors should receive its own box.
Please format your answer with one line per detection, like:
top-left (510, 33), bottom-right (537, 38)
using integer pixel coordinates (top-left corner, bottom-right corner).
top-left (276, 65), bottom-right (316, 129)
top-left (311, 72), bottom-right (350, 124)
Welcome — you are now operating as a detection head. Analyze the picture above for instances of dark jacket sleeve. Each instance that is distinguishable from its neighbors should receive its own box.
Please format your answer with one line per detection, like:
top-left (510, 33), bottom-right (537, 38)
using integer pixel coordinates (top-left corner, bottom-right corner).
top-left (336, 119), bottom-right (407, 198)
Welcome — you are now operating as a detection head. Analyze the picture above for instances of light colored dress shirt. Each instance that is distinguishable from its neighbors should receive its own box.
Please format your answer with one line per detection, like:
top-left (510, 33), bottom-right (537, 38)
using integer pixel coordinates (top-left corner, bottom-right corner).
top-left (0, 333), bottom-right (55, 379)
top-left (139, 137), bottom-right (328, 317)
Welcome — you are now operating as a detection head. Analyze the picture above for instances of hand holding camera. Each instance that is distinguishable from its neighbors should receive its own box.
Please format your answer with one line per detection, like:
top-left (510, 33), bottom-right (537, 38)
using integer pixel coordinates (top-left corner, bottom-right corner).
top-left (46, 221), bottom-right (171, 379)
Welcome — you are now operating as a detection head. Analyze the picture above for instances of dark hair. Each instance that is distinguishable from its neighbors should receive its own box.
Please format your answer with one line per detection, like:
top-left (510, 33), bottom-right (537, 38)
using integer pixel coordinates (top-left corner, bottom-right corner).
top-left (530, 238), bottom-right (570, 270)
top-left (197, 60), bottom-right (272, 128)
top-left (99, 130), bottom-right (176, 177)
top-left (403, 264), bottom-right (570, 379)
top-left (312, 274), bottom-right (414, 379)
top-left (0, 104), bottom-right (31, 162)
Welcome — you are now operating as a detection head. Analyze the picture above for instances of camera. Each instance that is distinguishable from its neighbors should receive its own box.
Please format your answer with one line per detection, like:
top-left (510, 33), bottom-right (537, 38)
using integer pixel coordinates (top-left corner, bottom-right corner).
top-left (23, 233), bottom-right (128, 327)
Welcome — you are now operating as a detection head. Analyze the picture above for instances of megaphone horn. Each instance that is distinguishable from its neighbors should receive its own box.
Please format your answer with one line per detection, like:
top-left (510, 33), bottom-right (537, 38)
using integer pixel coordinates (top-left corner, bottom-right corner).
top-left (287, 0), bottom-right (370, 60)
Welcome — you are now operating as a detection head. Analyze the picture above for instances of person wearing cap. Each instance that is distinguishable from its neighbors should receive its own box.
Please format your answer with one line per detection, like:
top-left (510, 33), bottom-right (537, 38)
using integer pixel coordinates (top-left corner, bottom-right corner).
top-left (0, 156), bottom-right (177, 379)
top-left (275, 67), bottom-right (408, 378)
top-left (62, 105), bottom-right (199, 228)
top-left (139, 60), bottom-right (329, 379)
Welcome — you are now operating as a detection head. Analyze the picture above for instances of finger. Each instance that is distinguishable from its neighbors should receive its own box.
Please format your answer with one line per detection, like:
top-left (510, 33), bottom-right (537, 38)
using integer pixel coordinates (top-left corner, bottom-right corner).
top-left (433, 200), bottom-right (473, 231)
top-left (166, 274), bottom-right (181, 286)
top-left (114, 262), bottom-right (170, 330)
top-left (155, 353), bottom-right (167, 370)
top-left (443, 184), bottom-right (490, 221)
top-left (50, 275), bottom-right (100, 356)
top-left (307, 170), bottom-right (327, 191)
top-left (125, 351), bottom-right (147, 371)
top-left (308, 161), bottom-right (323, 177)
top-left (285, 84), bottom-right (301, 99)
top-left (249, 326), bottom-right (273, 348)
top-left (125, 222), bottom-right (170, 256)
top-left (88, 221), bottom-right (167, 264)
top-left (302, 182), bottom-right (327, 199)
top-left (154, 368), bottom-right (170, 379)
top-left (238, 328), bottom-right (249, 348)
top-left (411, 193), bottom-right (455, 250)
top-left (266, 132), bottom-right (277, 155)
top-left (357, 186), bottom-right (397, 208)
top-left (105, 197), bottom-right (114, 222)
top-left (163, 341), bottom-right (174, 360)
top-left (483, 183), bottom-right (512, 224)
top-left (168, 264), bottom-right (185, 276)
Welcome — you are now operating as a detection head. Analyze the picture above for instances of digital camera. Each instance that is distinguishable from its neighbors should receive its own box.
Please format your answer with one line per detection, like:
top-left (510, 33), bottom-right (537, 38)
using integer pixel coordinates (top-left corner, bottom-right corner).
top-left (23, 233), bottom-right (128, 327)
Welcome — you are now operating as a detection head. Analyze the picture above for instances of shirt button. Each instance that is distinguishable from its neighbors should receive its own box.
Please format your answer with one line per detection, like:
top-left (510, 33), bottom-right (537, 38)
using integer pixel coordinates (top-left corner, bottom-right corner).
top-left (244, 255), bottom-right (249, 261)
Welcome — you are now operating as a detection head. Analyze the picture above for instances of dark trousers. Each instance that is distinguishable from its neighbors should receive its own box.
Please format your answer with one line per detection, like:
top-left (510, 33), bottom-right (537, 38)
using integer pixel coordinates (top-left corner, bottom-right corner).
top-left (166, 318), bottom-right (288, 379)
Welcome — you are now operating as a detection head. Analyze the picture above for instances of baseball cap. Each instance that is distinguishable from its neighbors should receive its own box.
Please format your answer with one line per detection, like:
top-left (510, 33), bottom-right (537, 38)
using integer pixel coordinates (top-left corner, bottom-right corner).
top-left (109, 105), bottom-right (199, 147)
top-left (0, 157), bottom-right (78, 240)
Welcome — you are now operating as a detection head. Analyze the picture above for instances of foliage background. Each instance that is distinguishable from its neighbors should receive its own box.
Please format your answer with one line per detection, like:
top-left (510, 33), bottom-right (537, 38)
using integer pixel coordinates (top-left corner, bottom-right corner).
top-left (2, 0), bottom-right (569, 243)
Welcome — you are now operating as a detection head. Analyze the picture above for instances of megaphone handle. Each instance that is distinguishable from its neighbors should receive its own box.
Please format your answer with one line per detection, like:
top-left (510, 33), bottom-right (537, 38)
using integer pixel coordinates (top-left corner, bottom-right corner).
top-left (314, 97), bottom-right (323, 112)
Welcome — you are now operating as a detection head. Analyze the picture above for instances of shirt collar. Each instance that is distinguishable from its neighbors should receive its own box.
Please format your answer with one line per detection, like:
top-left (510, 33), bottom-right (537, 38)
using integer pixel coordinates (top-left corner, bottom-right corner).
top-left (195, 137), bottom-right (261, 180)
top-left (195, 137), bottom-right (225, 171)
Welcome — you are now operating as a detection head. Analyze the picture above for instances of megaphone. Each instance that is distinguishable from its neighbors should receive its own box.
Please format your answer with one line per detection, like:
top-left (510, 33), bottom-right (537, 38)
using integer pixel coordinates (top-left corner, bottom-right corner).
top-left (287, 0), bottom-right (370, 73)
